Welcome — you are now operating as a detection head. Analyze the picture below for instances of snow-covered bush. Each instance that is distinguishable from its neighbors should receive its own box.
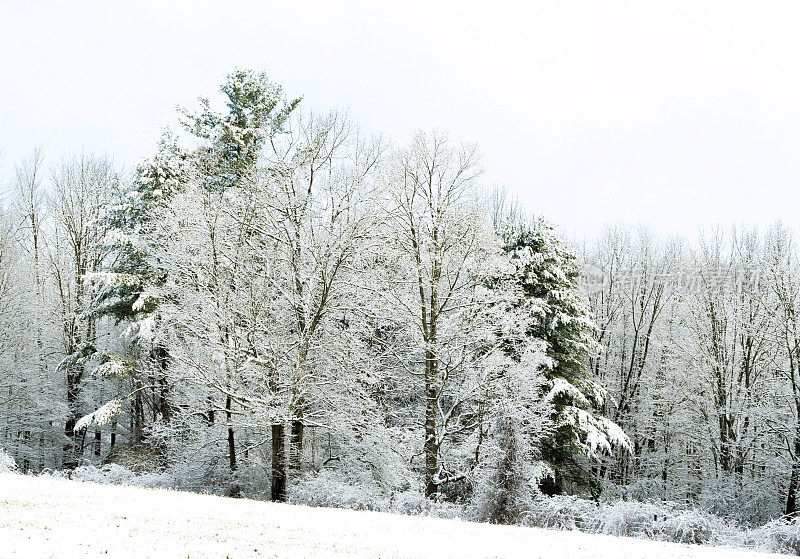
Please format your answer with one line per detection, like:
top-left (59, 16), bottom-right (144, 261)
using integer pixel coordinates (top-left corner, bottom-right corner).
top-left (699, 477), bottom-right (782, 527)
top-left (426, 499), bottom-right (471, 520)
top-left (608, 479), bottom-right (666, 502)
top-left (746, 517), bottom-right (800, 555)
top-left (163, 450), bottom-right (229, 493)
top-left (525, 495), bottom-right (599, 530)
top-left (526, 495), bottom-right (745, 550)
top-left (657, 509), bottom-right (732, 545)
top-left (289, 469), bottom-right (390, 511)
top-left (144, 417), bottom-right (240, 493)
top-left (389, 490), bottom-right (428, 516)
top-left (589, 500), bottom-right (664, 538)
top-left (0, 447), bottom-right (17, 473)
top-left (472, 411), bottom-right (542, 524)
top-left (287, 470), bottom-right (470, 520)
top-left (74, 464), bottom-right (138, 484)
top-left (42, 464), bottom-right (177, 489)
top-left (471, 345), bottom-right (555, 524)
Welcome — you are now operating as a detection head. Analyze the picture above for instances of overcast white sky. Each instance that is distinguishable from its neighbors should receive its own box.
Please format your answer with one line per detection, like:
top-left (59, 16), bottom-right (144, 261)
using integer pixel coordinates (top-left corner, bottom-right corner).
top-left (1, 1), bottom-right (799, 240)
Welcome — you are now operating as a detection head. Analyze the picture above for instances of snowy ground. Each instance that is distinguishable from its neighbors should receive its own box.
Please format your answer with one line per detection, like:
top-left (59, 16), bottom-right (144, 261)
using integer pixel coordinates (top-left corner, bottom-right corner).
top-left (0, 473), bottom-right (789, 559)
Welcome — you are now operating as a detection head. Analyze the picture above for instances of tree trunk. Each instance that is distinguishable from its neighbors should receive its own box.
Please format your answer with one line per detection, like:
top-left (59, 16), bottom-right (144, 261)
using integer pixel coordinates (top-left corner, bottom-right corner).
top-left (63, 374), bottom-right (79, 468)
top-left (155, 346), bottom-right (172, 422)
top-left (787, 462), bottom-right (799, 517)
top-left (290, 418), bottom-right (303, 473)
top-left (271, 423), bottom-right (286, 502)
top-left (132, 387), bottom-right (144, 445)
top-left (424, 348), bottom-right (438, 499)
top-left (226, 395), bottom-right (236, 471)
top-left (787, 416), bottom-right (800, 516)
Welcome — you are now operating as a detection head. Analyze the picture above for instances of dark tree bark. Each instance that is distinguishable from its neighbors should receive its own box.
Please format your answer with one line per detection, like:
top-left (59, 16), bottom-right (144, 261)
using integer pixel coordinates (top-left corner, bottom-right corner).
top-left (226, 395), bottom-right (236, 471)
top-left (423, 242), bottom-right (441, 500)
top-left (132, 386), bottom-right (144, 444)
top-left (271, 423), bottom-right (286, 502)
top-left (787, 452), bottom-right (800, 516)
top-left (153, 345), bottom-right (172, 422)
top-left (424, 355), bottom-right (439, 499)
top-left (207, 395), bottom-right (215, 425)
top-left (63, 373), bottom-right (80, 468)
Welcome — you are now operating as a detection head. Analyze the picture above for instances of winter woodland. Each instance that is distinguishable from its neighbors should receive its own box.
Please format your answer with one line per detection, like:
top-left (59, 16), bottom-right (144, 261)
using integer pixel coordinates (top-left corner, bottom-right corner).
top-left (3, 70), bottom-right (800, 551)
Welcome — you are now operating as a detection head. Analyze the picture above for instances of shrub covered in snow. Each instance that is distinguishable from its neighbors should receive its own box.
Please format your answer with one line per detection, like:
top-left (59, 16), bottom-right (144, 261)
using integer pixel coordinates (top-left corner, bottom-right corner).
top-left (523, 495), bottom-right (600, 531)
top-left (522, 494), bottom-right (800, 554)
top-left (524, 496), bottom-right (743, 548)
top-left (388, 490), bottom-right (429, 516)
top-left (289, 469), bottom-right (391, 511)
top-left (289, 471), bottom-right (469, 521)
top-left (746, 517), bottom-right (800, 555)
top-left (657, 509), bottom-right (732, 545)
top-left (142, 418), bottom-right (250, 494)
top-left (41, 464), bottom-right (176, 489)
top-left (589, 500), bottom-right (665, 538)
top-left (699, 477), bottom-right (782, 527)
top-left (0, 447), bottom-right (17, 473)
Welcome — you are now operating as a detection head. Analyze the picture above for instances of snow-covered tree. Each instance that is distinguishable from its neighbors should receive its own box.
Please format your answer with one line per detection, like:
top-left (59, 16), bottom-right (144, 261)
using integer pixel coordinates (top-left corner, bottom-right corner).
top-left (72, 133), bottom-right (195, 459)
top-left (48, 154), bottom-right (119, 465)
top-left (764, 224), bottom-right (800, 516)
top-left (472, 344), bottom-right (554, 523)
top-left (497, 218), bottom-right (629, 496)
top-left (0, 167), bottom-right (64, 472)
top-left (382, 131), bottom-right (498, 499)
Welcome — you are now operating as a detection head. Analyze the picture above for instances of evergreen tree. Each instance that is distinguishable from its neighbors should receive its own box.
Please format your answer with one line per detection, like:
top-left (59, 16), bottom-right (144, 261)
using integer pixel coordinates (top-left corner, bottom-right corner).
top-left (78, 70), bottom-right (299, 459)
top-left (497, 218), bottom-right (629, 495)
top-left (179, 68), bottom-right (300, 193)
top-left (72, 134), bottom-right (193, 452)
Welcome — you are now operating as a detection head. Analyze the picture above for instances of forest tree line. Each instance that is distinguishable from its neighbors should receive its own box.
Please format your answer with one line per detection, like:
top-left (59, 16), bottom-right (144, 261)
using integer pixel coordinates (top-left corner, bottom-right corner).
top-left (1, 70), bottom-right (799, 526)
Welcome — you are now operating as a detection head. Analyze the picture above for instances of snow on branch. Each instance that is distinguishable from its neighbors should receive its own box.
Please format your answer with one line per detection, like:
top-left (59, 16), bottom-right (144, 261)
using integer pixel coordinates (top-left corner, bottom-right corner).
top-left (56, 344), bottom-right (96, 372)
top-left (545, 378), bottom-right (590, 407)
top-left (562, 406), bottom-right (631, 457)
top-left (83, 272), bottom-right (140, 288)
top-left (74, 399), bottom-right (125, 433)
top-left (93, 354), bottom-right (132, 378)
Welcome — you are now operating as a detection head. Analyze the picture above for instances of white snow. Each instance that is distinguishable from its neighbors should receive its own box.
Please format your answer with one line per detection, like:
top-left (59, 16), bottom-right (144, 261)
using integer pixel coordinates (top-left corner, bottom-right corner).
top-left (0, 473), bottom-right (788, 559)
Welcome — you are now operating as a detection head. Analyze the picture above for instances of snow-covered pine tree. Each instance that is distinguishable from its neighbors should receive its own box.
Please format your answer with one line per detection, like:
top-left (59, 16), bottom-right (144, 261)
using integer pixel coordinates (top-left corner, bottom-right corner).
top-left (179, 68), bottom-right (300, 194)
top-left (177, 69), bottom-right (299, 477)
top-left (71, 134), bottom-right (193, 463)
top-left (498, 217), bottom-right (630, 496)
top-left (78, 69), bottom-right (299, 470)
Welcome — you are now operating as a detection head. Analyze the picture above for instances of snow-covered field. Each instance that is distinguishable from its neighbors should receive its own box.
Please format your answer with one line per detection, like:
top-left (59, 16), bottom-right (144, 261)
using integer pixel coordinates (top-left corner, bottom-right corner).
top-left (0, 473), bottom-right (788, 559)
